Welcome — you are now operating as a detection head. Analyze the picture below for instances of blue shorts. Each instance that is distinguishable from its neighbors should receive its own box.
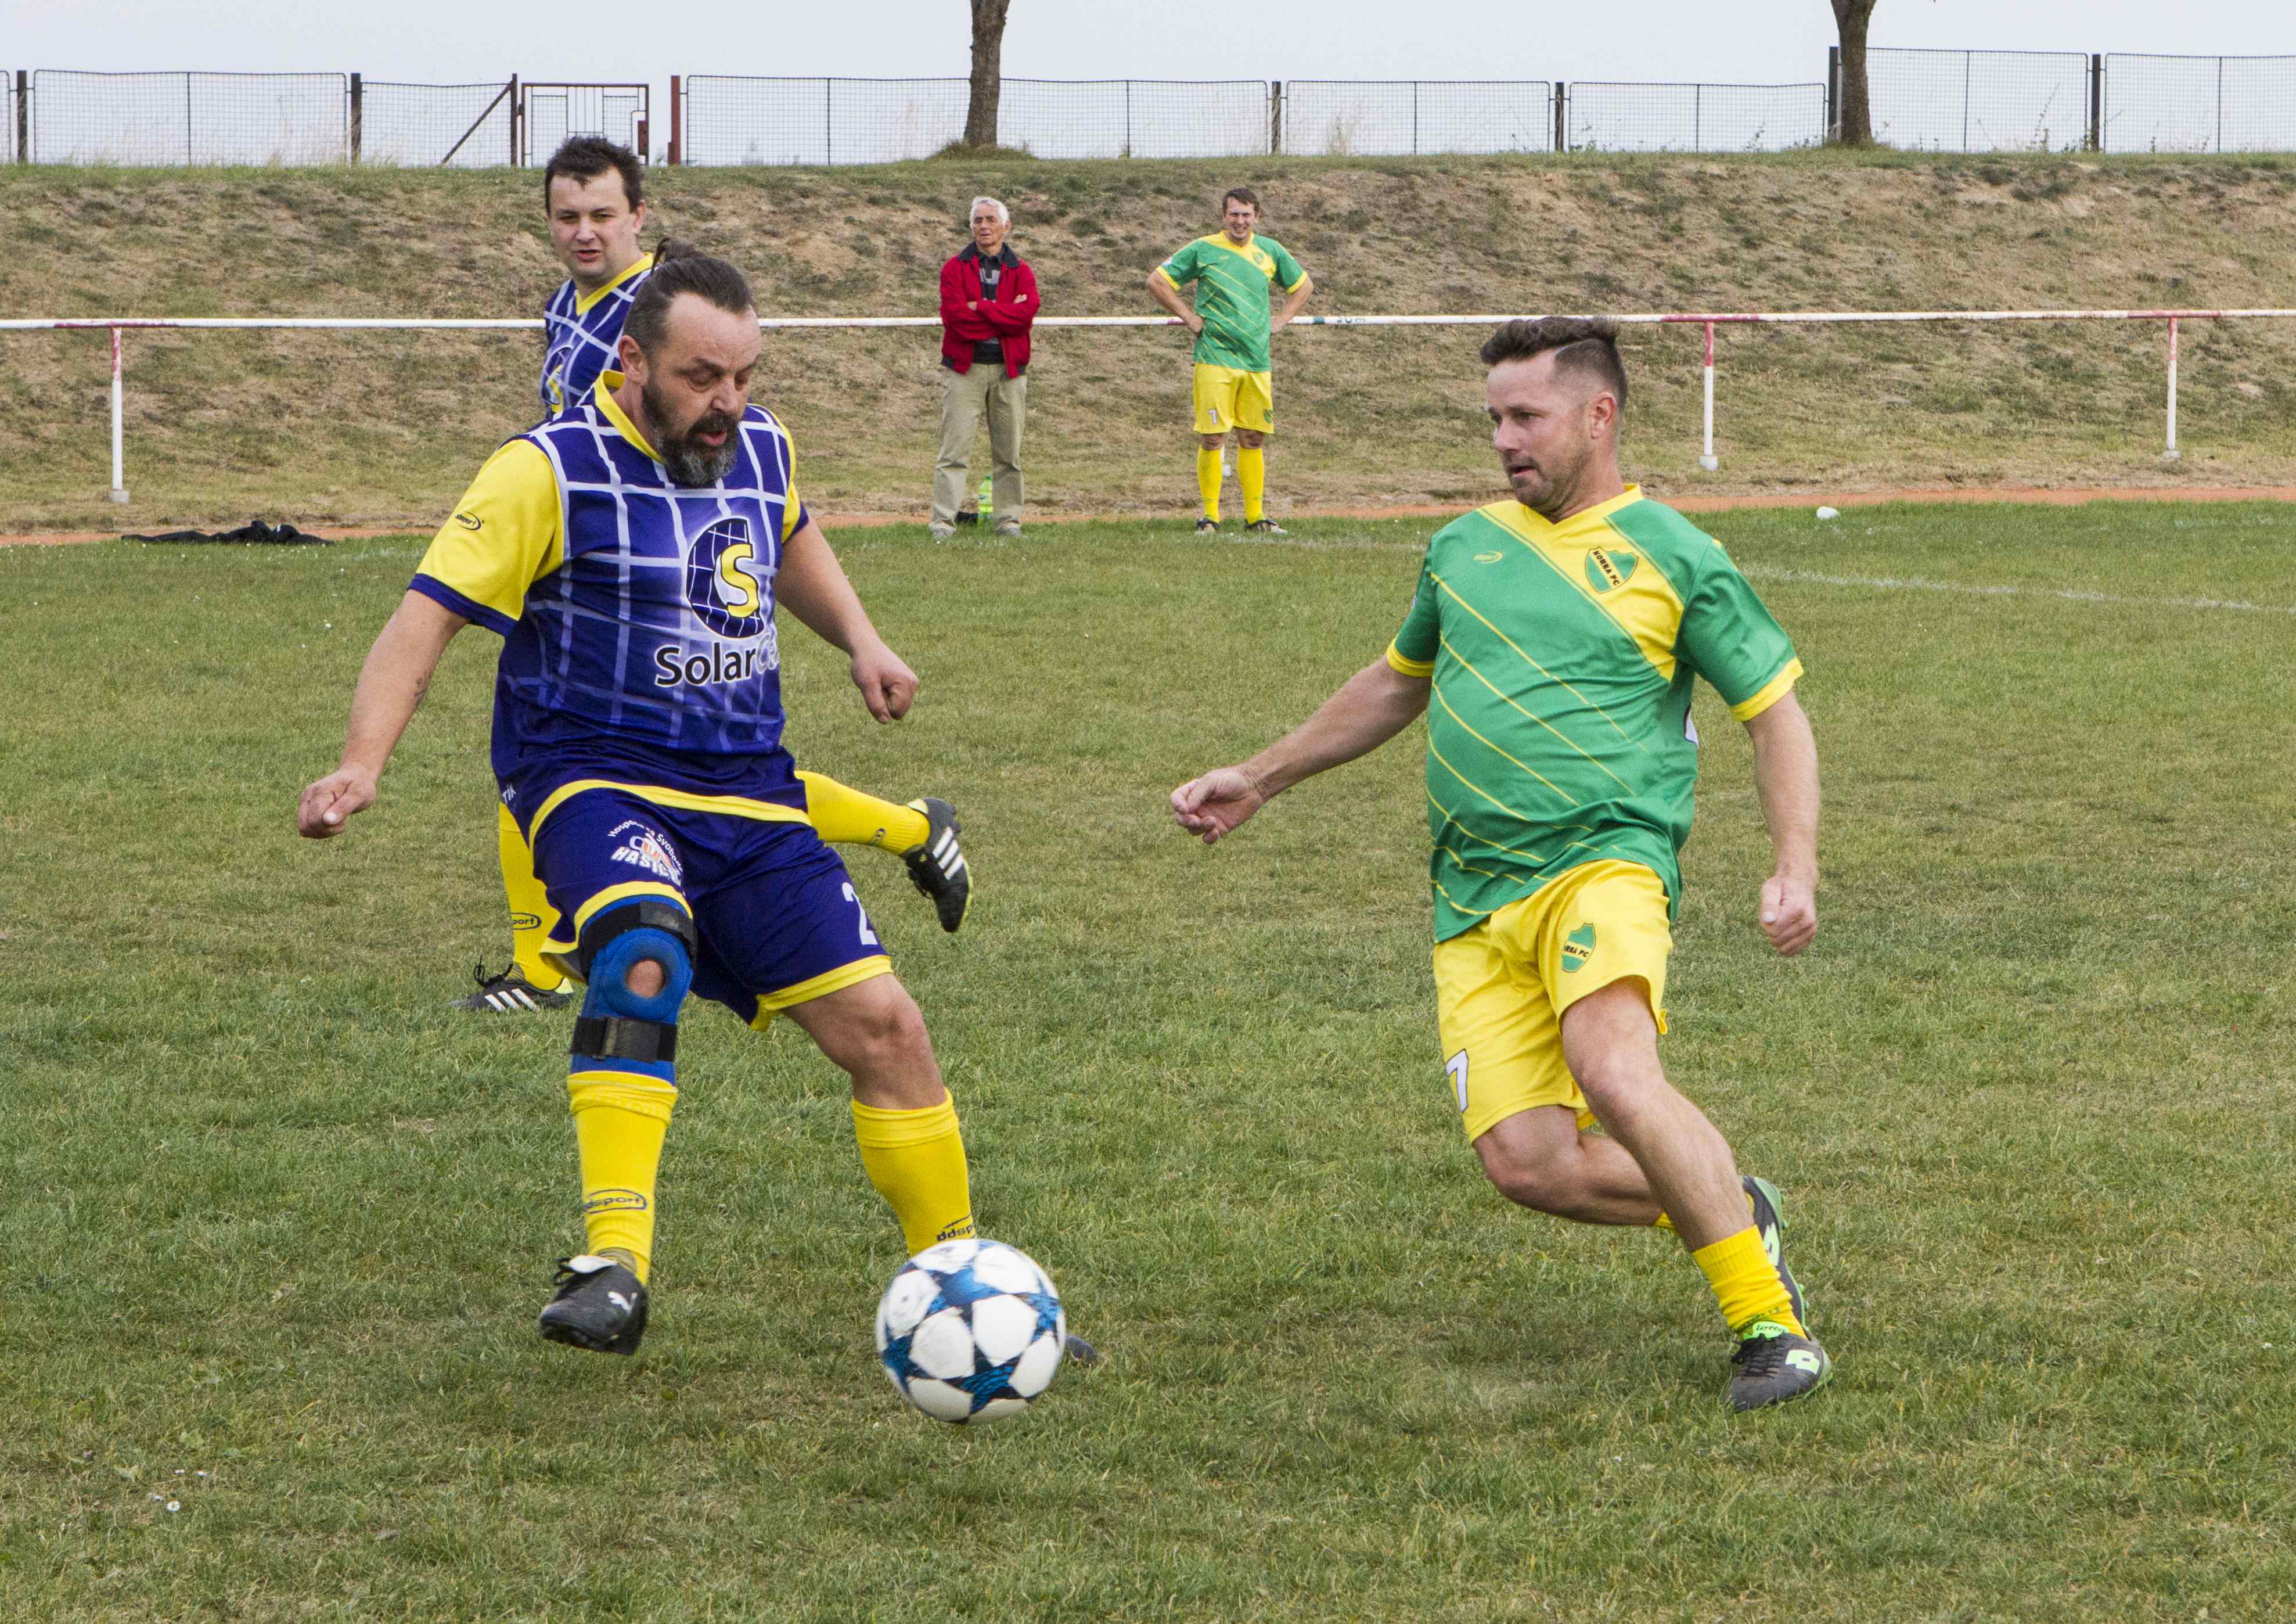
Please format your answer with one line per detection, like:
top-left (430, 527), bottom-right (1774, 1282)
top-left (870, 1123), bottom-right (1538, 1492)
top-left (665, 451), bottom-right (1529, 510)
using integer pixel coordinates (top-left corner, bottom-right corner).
top-left (528, 786), bottom-right (892, 1026)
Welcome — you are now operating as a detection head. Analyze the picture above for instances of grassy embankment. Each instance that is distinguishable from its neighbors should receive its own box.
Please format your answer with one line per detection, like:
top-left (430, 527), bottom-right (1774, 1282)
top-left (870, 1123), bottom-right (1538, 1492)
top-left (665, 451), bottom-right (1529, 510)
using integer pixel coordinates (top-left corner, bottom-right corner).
top-left (2, 149), bottom-right (2294, 531)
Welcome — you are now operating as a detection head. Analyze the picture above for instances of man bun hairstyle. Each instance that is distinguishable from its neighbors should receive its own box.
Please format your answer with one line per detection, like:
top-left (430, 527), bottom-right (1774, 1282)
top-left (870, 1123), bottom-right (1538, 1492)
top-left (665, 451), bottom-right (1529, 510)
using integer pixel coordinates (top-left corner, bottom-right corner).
top-left (544, 135), bottom-right (645, 211)
top-left (1480, 316), bottom-right (1629, 412)
top-left (652, 235), bottom-right (701, 264)
top-left (623, 253), bottom-right (755, 357)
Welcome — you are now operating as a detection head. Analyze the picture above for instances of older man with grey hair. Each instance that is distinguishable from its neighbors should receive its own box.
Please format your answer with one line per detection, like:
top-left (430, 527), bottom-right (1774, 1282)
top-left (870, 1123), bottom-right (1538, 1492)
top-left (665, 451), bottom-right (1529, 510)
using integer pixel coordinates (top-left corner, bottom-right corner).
top-left (933, 195), bottom-right (1039, 539)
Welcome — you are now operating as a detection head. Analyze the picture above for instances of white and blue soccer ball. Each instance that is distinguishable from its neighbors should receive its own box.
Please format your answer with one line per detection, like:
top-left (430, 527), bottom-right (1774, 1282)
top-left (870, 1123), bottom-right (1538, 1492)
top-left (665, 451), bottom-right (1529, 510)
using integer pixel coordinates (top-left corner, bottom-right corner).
top-left (876, 1238), bottom-right (1066, 1424)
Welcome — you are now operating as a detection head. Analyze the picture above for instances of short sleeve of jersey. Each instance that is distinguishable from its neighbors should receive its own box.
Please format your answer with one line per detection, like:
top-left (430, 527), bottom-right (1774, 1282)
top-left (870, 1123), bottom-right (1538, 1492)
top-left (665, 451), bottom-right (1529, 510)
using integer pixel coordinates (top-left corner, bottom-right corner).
top-left (1674, 537), bottom-right (1802, 720)
top-left (410, 439), bottom-right (564, 637)
top-left (1268, 238), bottom-right (1308, 293)
top-left (1157, 239), bottom-right (1202, 288)
top-left (1386, 556), bottom-right (1440, 678)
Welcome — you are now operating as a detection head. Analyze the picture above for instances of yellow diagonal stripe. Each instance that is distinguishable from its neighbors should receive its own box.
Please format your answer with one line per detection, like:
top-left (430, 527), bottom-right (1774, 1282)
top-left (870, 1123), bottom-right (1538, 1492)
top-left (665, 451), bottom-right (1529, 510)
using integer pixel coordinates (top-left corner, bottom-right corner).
top-left (1430, 571), bottom-right (1649, 754)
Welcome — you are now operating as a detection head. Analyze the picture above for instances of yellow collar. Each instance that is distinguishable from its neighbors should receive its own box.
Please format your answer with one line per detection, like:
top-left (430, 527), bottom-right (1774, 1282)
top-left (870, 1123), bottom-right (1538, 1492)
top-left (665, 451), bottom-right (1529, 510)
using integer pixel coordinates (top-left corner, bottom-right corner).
top-left (595, 371), bottom-right (662, 463)
top-left (1510, 483), bottom-right (1642, 537)
top-left (572, 250), bottom-right (655, 315)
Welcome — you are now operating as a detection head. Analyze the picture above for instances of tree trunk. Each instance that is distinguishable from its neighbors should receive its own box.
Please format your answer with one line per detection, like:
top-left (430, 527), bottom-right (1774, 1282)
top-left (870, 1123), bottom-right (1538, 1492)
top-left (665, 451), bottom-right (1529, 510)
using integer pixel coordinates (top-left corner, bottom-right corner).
top-left (964, 0), bottom-right (1012, 149)
top-left (1830, 0), bottom-right (1878, 145)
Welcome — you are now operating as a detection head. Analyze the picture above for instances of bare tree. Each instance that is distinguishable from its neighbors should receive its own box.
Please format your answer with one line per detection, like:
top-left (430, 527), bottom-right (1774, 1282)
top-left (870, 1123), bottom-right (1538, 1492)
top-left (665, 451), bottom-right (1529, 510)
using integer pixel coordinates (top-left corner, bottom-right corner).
top-left (963, 0), bottom-right (1013, 149)
top-left (1830, 0), bottom-right (1879, 144)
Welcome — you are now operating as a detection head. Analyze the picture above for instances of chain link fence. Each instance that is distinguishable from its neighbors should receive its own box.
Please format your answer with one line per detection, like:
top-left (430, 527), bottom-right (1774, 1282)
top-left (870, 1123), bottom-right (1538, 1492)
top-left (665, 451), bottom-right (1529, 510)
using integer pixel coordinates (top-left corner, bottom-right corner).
top-left (1566, 82), bottom-right (1825, 152)
top-left (1003, 80), bottom-right (1267, 160)
top-left (1867, 48), bottom-right (2093, 152)
top-left (1280, 81), bottom-right (1553, 156)
top-left (2102, 54), bottom-right (2296, 154)
top-left (29, 70), bottom-right (348, 164)
top-left (358, 80), bottom-right (516, 167)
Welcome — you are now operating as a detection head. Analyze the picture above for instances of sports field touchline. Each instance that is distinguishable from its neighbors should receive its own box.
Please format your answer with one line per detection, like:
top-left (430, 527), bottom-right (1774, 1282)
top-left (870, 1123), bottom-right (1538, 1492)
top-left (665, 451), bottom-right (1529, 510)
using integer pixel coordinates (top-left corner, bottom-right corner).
top-left (1737, 564), bottom-right (2296, 618)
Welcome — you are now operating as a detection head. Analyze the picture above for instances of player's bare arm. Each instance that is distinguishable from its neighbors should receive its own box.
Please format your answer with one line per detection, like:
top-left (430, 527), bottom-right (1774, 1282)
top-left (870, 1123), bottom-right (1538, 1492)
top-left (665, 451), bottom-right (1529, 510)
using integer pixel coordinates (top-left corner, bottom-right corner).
top-left (1171, 656), bottom-right (1429, 844)
top-left (296, 591), bottom-right (469, 839)
top-left (1146, 270), bottom-right (1203, 335)
top-left (775, 515), bottom-right (919, 724)
top-left (1269, 271), bottom-right (1315, 335)
top-left (1743, 691), bottom-right (1820, 957)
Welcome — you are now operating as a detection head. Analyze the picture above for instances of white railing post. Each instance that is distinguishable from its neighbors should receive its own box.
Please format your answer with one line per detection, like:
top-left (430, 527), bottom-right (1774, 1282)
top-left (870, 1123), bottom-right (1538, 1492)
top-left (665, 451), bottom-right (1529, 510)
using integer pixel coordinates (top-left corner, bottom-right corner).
top-left (108, 327), bottom-right (129, 504)
top-left (1697, 321), bottom-right (1719, 472)
top-left (2162, 316), bottom-right (2180, 463)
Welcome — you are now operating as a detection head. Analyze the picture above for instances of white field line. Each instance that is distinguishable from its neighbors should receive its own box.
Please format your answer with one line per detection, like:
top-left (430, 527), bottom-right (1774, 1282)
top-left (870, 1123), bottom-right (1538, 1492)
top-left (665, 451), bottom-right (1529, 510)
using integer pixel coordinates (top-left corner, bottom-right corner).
top-left (1741, 564), bottom-right (2296, 617)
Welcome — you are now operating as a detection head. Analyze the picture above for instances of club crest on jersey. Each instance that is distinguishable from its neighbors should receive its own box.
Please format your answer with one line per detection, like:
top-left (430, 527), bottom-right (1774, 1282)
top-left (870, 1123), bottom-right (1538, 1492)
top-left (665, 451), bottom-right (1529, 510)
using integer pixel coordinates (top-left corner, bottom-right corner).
top-left (1561, 923), bottom-right (1596, 972)
top-left (1585, 547), bottom-right (1638, 592)
top-left (608, 820), bottom-right (683, 885)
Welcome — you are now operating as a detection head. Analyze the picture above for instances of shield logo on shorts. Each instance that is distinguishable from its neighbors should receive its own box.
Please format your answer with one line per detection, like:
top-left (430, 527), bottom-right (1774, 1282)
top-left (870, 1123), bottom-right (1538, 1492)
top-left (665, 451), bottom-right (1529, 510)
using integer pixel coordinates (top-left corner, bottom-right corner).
top-left (1561, 924), bottom-right (1596, 972)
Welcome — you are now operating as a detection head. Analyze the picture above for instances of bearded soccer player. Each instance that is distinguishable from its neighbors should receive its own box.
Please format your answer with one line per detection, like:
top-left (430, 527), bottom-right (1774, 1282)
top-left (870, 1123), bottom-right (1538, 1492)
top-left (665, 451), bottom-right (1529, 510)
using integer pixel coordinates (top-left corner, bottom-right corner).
top-left (299, 256), bottom-right (1095, 1364)
top-left (456, 136), bottom-right (971, 1016)
top-left (1171, 318), bottom-right (1830, 1411)
top-left (1146, 186), bottom-right (1312, 535)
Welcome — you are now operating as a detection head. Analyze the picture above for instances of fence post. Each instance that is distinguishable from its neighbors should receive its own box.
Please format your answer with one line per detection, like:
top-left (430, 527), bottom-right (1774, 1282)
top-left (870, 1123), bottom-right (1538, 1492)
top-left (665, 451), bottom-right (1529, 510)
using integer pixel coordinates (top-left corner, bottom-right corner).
top-left (669, 75), bottom-right (681, 165)
top-left (109, 329), bottom-right (129, 505)
top-left (1554, 82), bottom-right (1566, 152)
top-left (2215, 56), bottom-right (2223, 155)
top-left (2086, 55), bottom-right (2101, 151)
top-left (185, 73), bottom-right (195, 166)
top-left (509, 75), bottom-right (520, 165)
top-left (1693, 82), bottom-right (1701, 152)
top-left (825, 78), bottom-right (832, 166)
top-left (349, 73), bottom-right (362, 164)
top-left (1826, 46), bottom-right (1839, 142)
top-left (1412, 81), bottom-right (1420, 155)
top-left (1698, 322), bottom-right (1719, 472)
top-left (1269, 81), bottom-right (1281, 155)
top-left (1961, 52), bottom-right (1971, 152)
top-left (1124, 80), bottom-right (1132, 157)
top-left (2162, 317), bottom-right (2180, 462)
top-left (14, 70), bottom-right (26, 164)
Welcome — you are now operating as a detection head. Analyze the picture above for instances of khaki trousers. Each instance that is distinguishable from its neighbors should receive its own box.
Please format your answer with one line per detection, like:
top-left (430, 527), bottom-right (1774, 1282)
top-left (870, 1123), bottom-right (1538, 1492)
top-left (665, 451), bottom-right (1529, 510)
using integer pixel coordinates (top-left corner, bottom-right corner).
top-left (933, 365), bottom-right (1027, 527)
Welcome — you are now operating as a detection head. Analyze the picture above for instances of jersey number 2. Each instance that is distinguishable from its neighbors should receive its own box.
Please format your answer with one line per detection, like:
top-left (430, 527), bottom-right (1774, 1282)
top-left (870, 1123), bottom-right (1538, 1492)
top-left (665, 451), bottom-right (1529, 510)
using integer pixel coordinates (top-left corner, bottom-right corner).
top-left (841, 882), bottom-right (881, 948)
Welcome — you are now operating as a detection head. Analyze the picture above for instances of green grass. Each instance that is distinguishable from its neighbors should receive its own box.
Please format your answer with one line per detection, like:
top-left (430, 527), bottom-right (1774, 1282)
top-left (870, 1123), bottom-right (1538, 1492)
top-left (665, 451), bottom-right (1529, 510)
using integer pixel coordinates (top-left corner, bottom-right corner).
top-left (3, 501), bottom-right (2295, 1620)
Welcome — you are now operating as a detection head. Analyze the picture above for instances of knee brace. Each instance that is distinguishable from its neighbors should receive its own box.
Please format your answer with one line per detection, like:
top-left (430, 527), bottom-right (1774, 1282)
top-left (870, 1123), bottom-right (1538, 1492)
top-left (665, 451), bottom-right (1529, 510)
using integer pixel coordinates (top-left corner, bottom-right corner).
top-left (573, 900), bottom-right (696, 1066)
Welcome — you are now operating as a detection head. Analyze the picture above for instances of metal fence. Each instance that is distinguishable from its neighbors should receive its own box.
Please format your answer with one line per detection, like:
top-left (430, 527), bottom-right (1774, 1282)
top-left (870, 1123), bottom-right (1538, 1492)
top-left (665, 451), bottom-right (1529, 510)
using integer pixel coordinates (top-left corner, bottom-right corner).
top-left (2102, 53), bottom-right (2296, 153)
top-left (1567, 82), bottom-right (1826, 152)
top-left (28, 69), bottom-right (348, 164)
top-left (1280, 81), bottom-right (1555, 156)
top-left (15, 56), bottom-right (2296, 167)
top-left (358, 79), bottom-right (516, 167)
top-left (1866, 48), bottom-right (2093, 152)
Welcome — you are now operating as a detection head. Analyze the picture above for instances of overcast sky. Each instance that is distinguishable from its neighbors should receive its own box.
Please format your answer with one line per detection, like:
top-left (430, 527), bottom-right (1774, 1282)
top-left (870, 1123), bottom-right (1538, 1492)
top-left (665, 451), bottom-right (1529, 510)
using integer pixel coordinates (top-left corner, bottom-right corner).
top-left (19, 1), bottom-right (2296, 98)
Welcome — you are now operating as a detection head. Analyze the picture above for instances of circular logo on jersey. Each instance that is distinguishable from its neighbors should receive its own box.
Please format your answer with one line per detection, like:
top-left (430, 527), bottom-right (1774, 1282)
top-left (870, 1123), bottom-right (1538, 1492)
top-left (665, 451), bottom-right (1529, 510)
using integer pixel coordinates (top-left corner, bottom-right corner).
top-left (685, 516), bottom-right (767, 637)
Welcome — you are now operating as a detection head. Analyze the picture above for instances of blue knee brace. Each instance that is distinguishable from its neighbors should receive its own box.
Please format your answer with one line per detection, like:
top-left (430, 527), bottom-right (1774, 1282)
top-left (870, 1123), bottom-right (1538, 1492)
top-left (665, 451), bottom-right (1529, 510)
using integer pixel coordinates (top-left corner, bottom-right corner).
top-left (573, 901), bottom-right (695, 1066)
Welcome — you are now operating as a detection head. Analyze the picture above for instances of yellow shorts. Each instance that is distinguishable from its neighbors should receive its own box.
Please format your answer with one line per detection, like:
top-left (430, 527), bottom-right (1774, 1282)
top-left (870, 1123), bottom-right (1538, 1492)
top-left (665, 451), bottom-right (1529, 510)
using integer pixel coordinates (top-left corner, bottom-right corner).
top-left (1431, 860), bottom-right (1673, 1144)
top-left (1192, 363), bottom-right (1273, 436)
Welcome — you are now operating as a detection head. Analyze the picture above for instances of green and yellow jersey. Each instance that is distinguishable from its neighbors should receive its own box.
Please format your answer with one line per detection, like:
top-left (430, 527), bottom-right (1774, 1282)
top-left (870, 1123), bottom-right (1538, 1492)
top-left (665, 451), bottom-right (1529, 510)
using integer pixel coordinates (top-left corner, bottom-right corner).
top-left (1156, 232), bottom-right (1308, 373)
top-left (1385, 487), bottom-right (1802, 941)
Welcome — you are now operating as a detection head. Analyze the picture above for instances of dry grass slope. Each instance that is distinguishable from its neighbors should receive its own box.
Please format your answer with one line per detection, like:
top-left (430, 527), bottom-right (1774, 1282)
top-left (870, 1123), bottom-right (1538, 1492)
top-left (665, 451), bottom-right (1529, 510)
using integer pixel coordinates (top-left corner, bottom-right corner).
top-left (3, 149), bottom-right (2294, 530)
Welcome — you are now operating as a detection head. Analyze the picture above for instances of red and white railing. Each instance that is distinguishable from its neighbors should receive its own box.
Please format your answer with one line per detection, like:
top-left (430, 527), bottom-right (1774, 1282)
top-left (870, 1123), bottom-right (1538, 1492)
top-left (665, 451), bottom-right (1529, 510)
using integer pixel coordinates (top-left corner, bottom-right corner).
top-left (6, 307), bottom-right (2292, 504)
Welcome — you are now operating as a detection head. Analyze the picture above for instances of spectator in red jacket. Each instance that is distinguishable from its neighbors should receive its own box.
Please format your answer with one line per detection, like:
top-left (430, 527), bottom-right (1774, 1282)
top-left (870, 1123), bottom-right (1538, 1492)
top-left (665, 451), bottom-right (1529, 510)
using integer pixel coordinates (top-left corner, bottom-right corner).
top-left (933, 197), bottom-right (1038, 539)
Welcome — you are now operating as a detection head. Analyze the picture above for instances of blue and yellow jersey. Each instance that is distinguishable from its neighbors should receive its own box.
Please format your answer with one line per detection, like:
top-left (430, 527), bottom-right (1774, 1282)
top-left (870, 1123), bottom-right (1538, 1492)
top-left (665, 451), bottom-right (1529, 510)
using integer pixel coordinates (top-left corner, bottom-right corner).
top-left (1156, 232), bottom-right (1307, 373)
top-left (539, 253), bottom-right (654, 418)
top-left (1385, 488), bottom-right (1802, 940)
top-left (412, 372), bottom-right (814, 815)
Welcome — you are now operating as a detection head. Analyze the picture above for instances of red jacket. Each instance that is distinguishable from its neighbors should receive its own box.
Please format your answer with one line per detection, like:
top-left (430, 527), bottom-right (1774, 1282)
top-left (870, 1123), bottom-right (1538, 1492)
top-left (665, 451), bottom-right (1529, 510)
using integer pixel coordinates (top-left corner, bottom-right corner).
top-left (939, 243), bottom-right (1037, 376)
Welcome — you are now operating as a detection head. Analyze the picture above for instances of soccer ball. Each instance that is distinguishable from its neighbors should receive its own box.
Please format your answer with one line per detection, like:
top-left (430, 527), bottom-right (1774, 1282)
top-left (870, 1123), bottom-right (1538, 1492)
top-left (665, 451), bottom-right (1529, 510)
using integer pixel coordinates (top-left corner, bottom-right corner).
top-left (876, 1238), bottom-right (1066, 1424)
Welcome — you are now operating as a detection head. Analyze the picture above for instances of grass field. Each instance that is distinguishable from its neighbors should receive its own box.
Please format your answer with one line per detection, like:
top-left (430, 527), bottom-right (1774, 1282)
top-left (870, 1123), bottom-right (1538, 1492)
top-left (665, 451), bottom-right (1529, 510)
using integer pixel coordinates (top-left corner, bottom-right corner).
top-left (6, 150), bottom-right (2296, 531)
top-left (5, 499), bottom-right (2295, 1621)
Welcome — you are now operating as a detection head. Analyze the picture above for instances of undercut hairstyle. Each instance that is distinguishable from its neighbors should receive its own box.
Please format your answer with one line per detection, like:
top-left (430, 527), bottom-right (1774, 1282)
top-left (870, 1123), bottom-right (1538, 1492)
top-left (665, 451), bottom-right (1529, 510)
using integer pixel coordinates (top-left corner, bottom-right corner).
top-left (543, 135), bottom-right (644, 211)
top-left (622, 253), bottom-right (755, 357)
top-left (1222, 186), bottom-right (1261, 214)
top-left (1479, 316), bottom-right (1629, 412)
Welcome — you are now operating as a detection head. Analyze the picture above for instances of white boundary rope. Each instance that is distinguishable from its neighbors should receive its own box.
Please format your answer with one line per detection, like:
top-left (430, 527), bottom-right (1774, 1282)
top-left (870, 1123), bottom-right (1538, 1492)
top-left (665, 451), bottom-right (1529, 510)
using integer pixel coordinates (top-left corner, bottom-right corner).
top-left (6, 307), bottom-right (2293, 504)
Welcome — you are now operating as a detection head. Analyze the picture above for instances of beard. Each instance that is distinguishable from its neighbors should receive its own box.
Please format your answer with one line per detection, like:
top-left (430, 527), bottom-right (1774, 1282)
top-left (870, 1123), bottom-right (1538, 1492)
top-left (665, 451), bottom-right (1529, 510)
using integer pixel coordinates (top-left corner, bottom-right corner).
top-left (1507, 444), bottom-right (1590, 522)
top-left (643, 378), bottom-right (743, 488)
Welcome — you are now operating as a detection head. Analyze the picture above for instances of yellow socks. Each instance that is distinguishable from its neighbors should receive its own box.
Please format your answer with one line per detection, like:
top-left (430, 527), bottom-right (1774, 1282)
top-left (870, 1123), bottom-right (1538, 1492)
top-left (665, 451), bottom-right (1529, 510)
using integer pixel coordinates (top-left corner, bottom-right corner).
top-left (799, 770), bottom-right (929, 852)
top-left (1691, 1226), bottom-right (1804, 1337)
top-left (567, 1073), bottom-right (678, 1284)
top-left (1237, 445), bottom-right (1266, 523)
top-left (1196, 446), bottom-right (1223, 522)
top-left (851, 1097), bottom-right (976, 1255)
top-left (497, 803), bottom-right (566, 991)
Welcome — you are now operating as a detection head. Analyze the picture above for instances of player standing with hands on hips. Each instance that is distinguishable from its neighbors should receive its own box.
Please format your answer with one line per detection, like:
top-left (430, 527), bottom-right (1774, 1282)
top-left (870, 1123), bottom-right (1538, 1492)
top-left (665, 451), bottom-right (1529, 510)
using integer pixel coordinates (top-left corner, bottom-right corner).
top-left (1171, 318), bottom-right (1830, 1411)
top-left (298, 254), bottom-right (1095, 1368)
top-left (1147, 187), bottom-right (1312, 534)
